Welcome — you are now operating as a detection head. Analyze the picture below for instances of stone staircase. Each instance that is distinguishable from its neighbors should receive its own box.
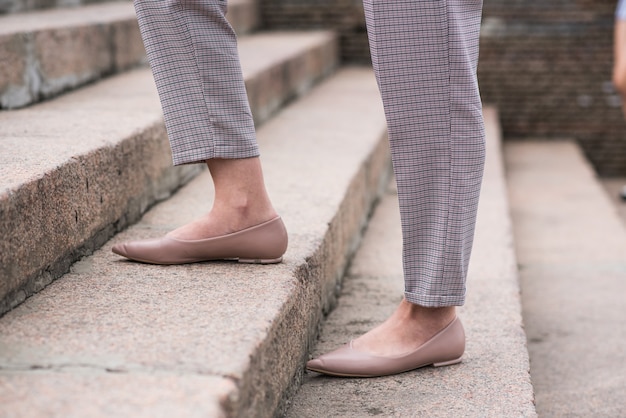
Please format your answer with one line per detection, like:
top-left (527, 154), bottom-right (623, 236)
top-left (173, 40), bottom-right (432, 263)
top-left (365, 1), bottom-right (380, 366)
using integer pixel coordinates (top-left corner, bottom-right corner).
top-left (0, 0), bottom-right (338, 314)
top-left (3, 0), bottom-right (622, 416)
top-left (504, 141), bottom-right (626, 417)
top-left (1, 1), bottom-right (390, 415)
top-left (284, 108), bottom-right (537, 417)
top-left (0, 0), bottom-right (260, 109)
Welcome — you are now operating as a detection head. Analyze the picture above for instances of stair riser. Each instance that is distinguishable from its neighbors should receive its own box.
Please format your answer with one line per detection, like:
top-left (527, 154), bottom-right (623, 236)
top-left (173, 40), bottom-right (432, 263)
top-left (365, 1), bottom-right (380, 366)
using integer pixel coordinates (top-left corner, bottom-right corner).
top-left (0, 122), bottom-right (201, 314)
top-left (0, 18), bottom-right (144, 109)
top-left (0, 32), bottom-right (339, 316)
top-left (0, 0), bottom-right (261, 109)
top-left (246, 36), bottom-right (339, 125)
top-left (1, 0), bottom-right (117, 14)
top-left (0, 68), bottom-right (392, 417)
top-left (229, 138), bottom-right (391, 416)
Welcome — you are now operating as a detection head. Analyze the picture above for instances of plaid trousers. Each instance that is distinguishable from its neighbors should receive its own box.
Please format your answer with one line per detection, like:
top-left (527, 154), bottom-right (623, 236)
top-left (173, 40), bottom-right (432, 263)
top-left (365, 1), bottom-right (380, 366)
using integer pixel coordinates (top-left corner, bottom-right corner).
top-left (364, 0), bottom-right (486, 307)
top-left (134, 0), bottom-right (486, 307)
top-left (134, 0), bottom-right (259, 165)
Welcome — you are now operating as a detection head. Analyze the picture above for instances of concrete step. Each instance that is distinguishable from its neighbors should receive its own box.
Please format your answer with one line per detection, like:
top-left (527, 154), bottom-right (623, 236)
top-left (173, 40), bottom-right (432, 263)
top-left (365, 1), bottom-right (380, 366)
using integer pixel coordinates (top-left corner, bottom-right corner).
top-left (0, 67), bottom-right (391, 417)
top-left (504, 140), bottom-right (626, 417)
top-left (285, 107), bottom-right (537, 417)
top-left (0, 0), bottom-right (260, 109)
top-left (1, 0), bottom-right (125, 14)
top-left (0, 29), bottom-right (339, 315)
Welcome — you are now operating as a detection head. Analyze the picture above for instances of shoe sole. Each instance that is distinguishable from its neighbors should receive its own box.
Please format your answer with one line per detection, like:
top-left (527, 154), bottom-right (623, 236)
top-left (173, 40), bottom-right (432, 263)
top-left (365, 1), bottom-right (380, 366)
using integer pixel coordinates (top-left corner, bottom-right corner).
top-left (119, 255), bottom-right (283, 265)
top-left (306, 357), bottom-right (462, 378)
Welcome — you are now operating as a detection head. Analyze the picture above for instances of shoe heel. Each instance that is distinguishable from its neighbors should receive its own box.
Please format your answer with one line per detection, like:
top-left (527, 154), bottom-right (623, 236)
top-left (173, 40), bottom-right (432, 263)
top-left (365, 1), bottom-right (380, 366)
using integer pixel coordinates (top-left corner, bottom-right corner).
top-left (238, 257), bottom-right (283, 264)
top-left (433, 357), bottom-right (462, 367)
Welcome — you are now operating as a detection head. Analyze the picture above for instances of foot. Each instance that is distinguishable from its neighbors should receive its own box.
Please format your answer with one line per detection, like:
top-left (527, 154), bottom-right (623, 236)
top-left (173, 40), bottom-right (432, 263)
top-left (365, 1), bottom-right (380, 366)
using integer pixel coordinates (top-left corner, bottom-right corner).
top-left (112, 156), bottom-right (287, 264)
top-left (350, 299), bottom-right (457, 357)
top-left (168, 156), bottom-right (278, 240)
top-left (305, 306), bottom-right (465, 377)
top-left (112, 216), bottom-right (288, 264)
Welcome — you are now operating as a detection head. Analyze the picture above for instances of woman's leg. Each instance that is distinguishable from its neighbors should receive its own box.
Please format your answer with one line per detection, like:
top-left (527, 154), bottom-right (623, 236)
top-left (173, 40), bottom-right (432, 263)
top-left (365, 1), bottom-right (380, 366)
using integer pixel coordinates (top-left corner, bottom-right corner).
top-left (134, 0), bottom-right (258, 164)
top-left (307, 0), bottom-right (485, 374)
top-left (366, 0), bottom-right (485, 309)
top-left (168, 157), bottom-right (277, 240)
top-left (113, 0), bottom-right (285, 263)
top-left (357, 0), bottom-right (485, 354)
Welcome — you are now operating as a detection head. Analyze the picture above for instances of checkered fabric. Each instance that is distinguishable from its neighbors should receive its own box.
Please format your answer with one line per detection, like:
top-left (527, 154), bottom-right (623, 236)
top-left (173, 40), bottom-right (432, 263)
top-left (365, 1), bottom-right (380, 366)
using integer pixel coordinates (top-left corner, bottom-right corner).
top-left (135, 0), bottom-right (484, 307)
top-left (134, 0), bottom-right (259, 165)
top-left (364, 0), bottom-right (486, 307)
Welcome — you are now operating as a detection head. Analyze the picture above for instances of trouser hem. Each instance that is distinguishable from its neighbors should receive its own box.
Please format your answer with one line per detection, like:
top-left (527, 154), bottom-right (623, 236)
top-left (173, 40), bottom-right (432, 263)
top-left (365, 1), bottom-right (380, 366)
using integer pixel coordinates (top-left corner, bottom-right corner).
top-left (172, 146), bottom-right (260, 166)
top-left (404, 291), bottom-right (465, 308)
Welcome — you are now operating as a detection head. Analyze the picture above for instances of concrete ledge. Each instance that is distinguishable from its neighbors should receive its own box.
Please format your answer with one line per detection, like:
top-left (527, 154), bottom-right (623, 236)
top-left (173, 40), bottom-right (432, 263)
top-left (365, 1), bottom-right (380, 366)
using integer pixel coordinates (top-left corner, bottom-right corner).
top-left (239, 31), bottom-right (339, 124)
top-left (505, 140), bottom-right (626, 416)
top-left (0, 30), bottom-right (339, 315)
top-left (0, 0), bottom-right (126, 14)
top-left (0, 2), bottom-right (144, 109)
top-left (286, 106), bottom-right (537, 417)
top-left (241, 31), bottom-right (339, 124)
top-left (0, 0), bottom-right (261, 109)
top-left (0, 68), bottom-right (391, 417)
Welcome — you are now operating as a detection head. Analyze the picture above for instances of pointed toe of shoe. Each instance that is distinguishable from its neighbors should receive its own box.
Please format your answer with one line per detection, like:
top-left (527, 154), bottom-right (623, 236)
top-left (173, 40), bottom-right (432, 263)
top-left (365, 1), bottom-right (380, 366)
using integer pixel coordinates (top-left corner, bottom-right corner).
top-left (111, 238), bottom-right (168, 264)
top-left (111, 238), bottom-right (167, 264)
top-left (306, 357), bottom-right (324, 371)
top-left (305, 344), bottom-right (364, 377)
top-left (111, 242), bottom-right (128, 257)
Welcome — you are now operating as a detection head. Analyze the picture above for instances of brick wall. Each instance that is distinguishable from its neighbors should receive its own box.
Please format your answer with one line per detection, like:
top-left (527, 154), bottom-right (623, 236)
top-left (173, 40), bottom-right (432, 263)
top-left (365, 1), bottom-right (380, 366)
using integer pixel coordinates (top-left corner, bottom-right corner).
top-left (0, 0), bottom-right (122, 14)
top-left (479, 0), bottom-right (626, 176)
top-left (483, 0), bottom-right (616, 22)
top-left (260, 0), bottom-right (371, 62)
top-left (260, 0), bottom-right (626, 175)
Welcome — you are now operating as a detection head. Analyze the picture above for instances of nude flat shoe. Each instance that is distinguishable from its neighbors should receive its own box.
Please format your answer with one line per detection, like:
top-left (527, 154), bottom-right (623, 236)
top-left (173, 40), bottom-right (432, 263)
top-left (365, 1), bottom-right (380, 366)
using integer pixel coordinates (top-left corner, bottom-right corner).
top-left (112, 216), bottom-right (288, 265)
top-left (306, 316), bottom-right (465, 377)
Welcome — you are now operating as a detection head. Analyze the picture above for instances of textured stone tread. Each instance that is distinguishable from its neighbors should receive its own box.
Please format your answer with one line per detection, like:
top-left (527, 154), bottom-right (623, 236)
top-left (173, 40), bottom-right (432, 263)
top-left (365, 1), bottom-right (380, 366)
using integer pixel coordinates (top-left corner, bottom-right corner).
top-left (0, 68), bottom-right (391, 417)
top-left (0, 29), bottom-right (338, 314)
top-left (285, 106), bottom-right (537, 418)
top-left (505, 140), bottom-right (626, 417)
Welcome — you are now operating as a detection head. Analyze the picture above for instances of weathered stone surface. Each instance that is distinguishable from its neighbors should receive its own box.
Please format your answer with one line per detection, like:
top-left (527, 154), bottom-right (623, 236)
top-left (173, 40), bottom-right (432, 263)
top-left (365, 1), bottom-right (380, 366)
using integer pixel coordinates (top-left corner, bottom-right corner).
top-left (600, 177), bottom-right (626, 226)
top-left (505, 140), bottom-right (626, 417)
top-left (0, 0), bottom-right (260, 109)
top-left (0, 372), bottom-right (235, 418)
top-left (0, 70), bottom-right (196, 314)
top-left (35, 24), bottom-right (113, 96)
top-left (285, 106), bottom-right (537, 418)
top-left (227, 0), bottom-right (261, 36)
top-left (240, 31), bottom-right (338, 124)
top-left (0, 33), bottom-right (30, 108)
top-left (111, 18), bottom-right (147, 71)
top-left (0, 3), bottom-right (143, 109)
top-left (0, 30), bottom-right (339, 315)
top-left (0, 68), bottom-right (391, 417)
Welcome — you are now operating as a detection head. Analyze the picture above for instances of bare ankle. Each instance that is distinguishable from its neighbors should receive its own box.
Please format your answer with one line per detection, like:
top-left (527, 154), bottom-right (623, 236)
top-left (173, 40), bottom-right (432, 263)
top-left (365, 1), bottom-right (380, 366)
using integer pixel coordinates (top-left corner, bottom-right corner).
top-left (402, 299), bottom-right (455, 318)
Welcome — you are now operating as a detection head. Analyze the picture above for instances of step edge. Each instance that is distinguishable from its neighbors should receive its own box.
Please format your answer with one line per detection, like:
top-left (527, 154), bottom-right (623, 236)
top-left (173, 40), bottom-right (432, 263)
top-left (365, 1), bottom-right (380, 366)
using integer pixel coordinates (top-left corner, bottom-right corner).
top-left (0, 30), bottom-right (340, 316)
top-left (477, 104), bottom-right (537, 416)
top-left (0, 0), bottom-right (262, 109)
